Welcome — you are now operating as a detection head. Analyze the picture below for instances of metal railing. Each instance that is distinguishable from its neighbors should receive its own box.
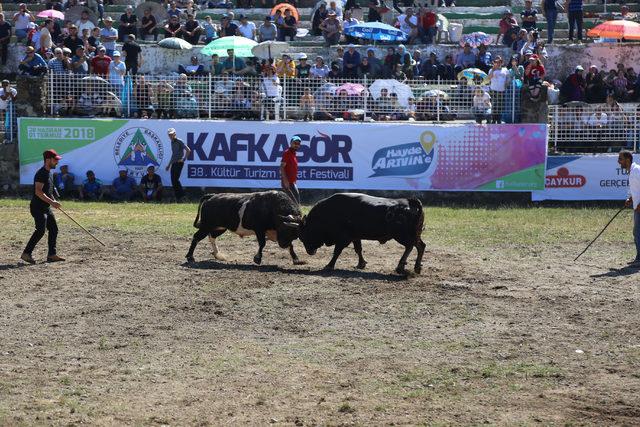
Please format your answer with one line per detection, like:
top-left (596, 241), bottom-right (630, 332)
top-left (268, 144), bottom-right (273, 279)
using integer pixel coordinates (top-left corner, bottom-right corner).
top-left (548, 103), bottom-right (639, 153)
top-left (46, 72), bottom-right (522, 123)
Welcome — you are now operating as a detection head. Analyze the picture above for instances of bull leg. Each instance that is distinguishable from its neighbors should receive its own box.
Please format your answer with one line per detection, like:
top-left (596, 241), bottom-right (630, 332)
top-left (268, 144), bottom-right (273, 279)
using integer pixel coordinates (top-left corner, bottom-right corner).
top-left (414, 238), bottom-right (426, 274)
top-left (253, 231), bottom-right (266, 265)
top-left (323, 241), bottom-right (349, 271)
top-left (289, 244), bottom-right (306, 265)
top-left (395, 245), bottom-right (414, 275)
top-left (186, 229), bottom-right (209, 262)
top-left (353, 239), bottom-right (367, 269)
top-left (209, 229), bottom-right (227, 261)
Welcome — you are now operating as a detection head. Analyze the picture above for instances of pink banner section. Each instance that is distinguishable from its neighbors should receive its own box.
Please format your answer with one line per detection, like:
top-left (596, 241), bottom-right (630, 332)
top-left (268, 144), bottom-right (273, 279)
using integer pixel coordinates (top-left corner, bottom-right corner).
top-left (427, 124), bottom-right (548, 190)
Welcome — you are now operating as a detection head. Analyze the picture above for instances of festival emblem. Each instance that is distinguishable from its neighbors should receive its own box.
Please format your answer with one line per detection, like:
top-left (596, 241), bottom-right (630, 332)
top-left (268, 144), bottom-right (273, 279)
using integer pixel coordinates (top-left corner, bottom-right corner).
top-left (113, 127), bottom-right (164, 177)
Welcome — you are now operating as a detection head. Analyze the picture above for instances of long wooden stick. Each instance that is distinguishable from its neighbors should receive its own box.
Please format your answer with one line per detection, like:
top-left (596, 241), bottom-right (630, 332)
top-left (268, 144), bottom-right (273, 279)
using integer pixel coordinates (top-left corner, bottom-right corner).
top-left (58, 207), bottom-right (106, 247)
top-left (574, 206), bottom-right (625, 262)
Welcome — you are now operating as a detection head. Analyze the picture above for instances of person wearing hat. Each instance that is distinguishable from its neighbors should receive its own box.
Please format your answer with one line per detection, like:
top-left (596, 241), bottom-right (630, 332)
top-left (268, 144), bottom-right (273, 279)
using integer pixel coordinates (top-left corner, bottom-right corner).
top-left (140, 165), bottom-right (163, 202)
top-left (100, 16), bottom-right (118, 57)
top-left (296, 53), bottom-right (311, 78)
top-left (90, 46), bottom-right (111, 78)
top-left (258, 15), bottom-right (277, 42)
top-left (280, 136), bottom-right (302, 204)
top-left (19, 46), bottom-right (47, 76)
top-left (164, 15), bottom-right (183, 39)
top-left (219, 15), bottom-right (238, 37)
top-left (237, 14), bottom-right (256, 41)
top-left (179, 55), bottom-right (206, 76)
top-left (119, 5), bottom-right (137, 42)
top-left (183, 13), bottom-right (203, 45)
top-left (524, 53), bottom-right (545, 82)
top-left (561, 65), bottom-right (586, 102)
top-left (21, 149), bottom-right (65, 264)
top-left (165, 128), bottom-right (191, 202)
top-left (108, 50), bottom-right (126, 94)
top-left (497, 10), bottom-right (518, 46)
top-left (47, 47), bottom-right (67, 75)
top-left (71, 45), bottom-right (89, 75)
top-left (320, 10), bottom-right (342, 46)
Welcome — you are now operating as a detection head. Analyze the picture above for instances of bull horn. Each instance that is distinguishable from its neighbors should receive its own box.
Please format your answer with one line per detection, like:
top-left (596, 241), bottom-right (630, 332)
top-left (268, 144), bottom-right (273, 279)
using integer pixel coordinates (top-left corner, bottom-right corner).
top-left (283, 221), bottom-right (300, 229)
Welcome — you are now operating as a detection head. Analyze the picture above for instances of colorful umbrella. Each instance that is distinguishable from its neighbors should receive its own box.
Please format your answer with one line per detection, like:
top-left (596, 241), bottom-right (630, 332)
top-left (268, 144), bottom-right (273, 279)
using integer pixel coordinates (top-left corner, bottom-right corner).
top-left (251, 41), bottom-right (290, 60)
top-left (37, 9), bottom-right (65, 19)
top-left (336, 83), bottom-right (365, 96)
top-left (344, 22), bottom-right (408, 42)
top-left (423, 89), bottom-right (450, 100)
top-left (587, 20), bottom-right (640, 40)
top-left (158, 37), bottom-right (193, 50)
top-left (270, 3), bottom-right (300, 21)
top-left (201, 36), bottom-right (258, 57)
top-left (460, 31), bottom-right (494, 48)
top-left (457, 68), bottom-right (488, 84)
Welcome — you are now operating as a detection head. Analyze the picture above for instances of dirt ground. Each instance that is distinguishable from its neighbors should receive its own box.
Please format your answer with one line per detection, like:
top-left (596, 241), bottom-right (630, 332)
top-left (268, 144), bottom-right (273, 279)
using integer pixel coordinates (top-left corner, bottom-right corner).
top-left (1, 215), bottom-right (639, 425)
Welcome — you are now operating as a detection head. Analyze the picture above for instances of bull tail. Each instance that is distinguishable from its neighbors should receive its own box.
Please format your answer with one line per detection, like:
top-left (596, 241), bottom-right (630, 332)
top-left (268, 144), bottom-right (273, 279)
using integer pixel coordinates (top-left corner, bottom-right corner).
top-left (193, 195), bottom-right (209, 228)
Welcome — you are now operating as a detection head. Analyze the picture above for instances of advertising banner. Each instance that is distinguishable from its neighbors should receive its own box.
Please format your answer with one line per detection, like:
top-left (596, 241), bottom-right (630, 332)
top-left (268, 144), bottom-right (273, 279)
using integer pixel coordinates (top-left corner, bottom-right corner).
top-left (19, 118), bottom-right (547, 191)
top-left (531, 155), bottom-right (638, 201)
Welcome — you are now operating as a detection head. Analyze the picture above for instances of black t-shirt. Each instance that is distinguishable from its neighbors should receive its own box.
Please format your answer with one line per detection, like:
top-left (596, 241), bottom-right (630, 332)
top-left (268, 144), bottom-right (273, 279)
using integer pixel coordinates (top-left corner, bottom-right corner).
top-left (284, 16), bottom-right (296, 27)
top-left (221, 23), bottom-right (238, 37)
top-left (122, 41), bottom-right (141, 65)
top-left (185, 20), bottom-right (199, 32)
top-left (32, 166), bottom-right (54, 211)
top-left (120, 13), bottom-right (137, 26)
top-left (368, 0), bottom-right (382, 22)
top-left (521, 9), bottom-right (538, 29)
top-left (297, 63), bottom-right (311, 78)
top-left (0, 22), bottom-right (12, 40)
top-left (88, 35), bottom-right (100, 49)
top-left (142, 15), bottom-right (157, 30)
top-left (166, 22), bottom-right (182, 34)
top-left (63, 35), bottom-right (84, 53)
top-left (140, 174), bottom-right (161, 191)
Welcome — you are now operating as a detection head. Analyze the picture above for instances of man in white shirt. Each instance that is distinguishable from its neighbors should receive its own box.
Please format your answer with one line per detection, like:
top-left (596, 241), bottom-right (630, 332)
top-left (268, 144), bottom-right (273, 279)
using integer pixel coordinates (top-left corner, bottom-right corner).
top-left (237, 15), bottom-right (256, 40)
top-left (395, 8), bottom-right (418, 44)
top-left (487, 56), bottom-right (509, 124)
top-left (76, 10), bottom-right (96, 34)
top-left (619, 150), bottom-right (640, 265)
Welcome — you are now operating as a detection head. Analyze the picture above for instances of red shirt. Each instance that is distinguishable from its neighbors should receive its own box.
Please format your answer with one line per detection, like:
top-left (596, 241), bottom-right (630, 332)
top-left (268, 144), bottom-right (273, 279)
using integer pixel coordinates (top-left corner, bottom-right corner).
top-left (281, 148), bottom-right (298, 184)
top-left (421, 12), bottom-right (436, 29)
top-left (91, 55), bottom-right (112, 77)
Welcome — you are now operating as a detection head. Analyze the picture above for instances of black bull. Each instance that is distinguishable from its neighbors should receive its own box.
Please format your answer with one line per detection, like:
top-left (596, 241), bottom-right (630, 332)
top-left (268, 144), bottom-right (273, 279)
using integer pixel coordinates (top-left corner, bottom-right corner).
top-left (298, 193), bottom-right (426, 274)
top-left (186, 191), bottom-right (303, 265)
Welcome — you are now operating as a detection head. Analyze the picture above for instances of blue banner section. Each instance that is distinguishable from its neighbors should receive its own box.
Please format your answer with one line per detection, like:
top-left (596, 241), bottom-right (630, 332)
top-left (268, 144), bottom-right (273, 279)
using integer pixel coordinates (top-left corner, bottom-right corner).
top-left (188, 164), bottom-right (353, 181)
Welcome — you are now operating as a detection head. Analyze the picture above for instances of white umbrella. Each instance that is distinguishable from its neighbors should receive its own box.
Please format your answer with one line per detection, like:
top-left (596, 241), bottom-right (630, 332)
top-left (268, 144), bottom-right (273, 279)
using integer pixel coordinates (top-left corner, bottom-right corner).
top-left (251, 41), bottom-right (290, 60)
top-left (369, 79), bottom-right (414, 107)
top-left (158, 37), bottom-right (193, 50)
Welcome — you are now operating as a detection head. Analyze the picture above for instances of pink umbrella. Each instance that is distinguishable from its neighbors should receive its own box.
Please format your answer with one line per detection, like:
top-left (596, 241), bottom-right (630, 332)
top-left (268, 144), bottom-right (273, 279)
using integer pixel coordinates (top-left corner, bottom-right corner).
top-left (335, 83), bottom-right (365, 96)
top-left (37, 9), bottom-right (65, 20)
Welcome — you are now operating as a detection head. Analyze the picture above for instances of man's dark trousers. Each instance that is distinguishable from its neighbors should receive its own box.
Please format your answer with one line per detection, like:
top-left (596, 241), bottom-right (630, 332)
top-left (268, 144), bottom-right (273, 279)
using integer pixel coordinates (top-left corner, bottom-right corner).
top-left (24, 205), bottom-right (58, 256)
top-left (171, 162), bottom-right (185, 200)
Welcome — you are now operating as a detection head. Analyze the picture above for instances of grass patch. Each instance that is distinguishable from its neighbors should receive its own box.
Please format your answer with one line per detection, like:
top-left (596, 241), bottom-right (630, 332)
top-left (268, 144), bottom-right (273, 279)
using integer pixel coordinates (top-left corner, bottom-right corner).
top-left (0, 199), bottom-right (634, 252)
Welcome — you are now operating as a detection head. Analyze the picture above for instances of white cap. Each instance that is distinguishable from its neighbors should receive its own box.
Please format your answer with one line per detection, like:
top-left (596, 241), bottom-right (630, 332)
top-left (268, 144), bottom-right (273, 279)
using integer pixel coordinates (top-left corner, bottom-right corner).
top-left (167, 128), bottom-right (176, 134)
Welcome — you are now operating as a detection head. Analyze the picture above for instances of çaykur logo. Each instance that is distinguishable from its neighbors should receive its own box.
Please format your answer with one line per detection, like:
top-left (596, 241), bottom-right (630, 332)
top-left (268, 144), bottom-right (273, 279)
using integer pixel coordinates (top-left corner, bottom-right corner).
top-left (113, 127), bottom-right (165, 177)
top-left (370, 131), bottom-right (437, 177)
top-left (545, 167), bottom-right (586, 188)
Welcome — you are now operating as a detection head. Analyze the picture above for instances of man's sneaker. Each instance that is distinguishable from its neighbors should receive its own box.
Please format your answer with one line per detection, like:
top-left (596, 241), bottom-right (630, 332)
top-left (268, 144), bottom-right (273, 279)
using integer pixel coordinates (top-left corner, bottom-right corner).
top-left (20, 253), bottom-right (36, 264)
top-left (46, 255), bottom-right (65, 263)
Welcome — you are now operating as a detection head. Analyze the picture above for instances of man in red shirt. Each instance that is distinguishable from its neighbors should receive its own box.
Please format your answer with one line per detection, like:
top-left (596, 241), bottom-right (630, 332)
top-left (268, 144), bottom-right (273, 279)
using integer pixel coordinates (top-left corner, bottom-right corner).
top-left (419, 6), bottom-right (437, 45)
top-left (90, 46), bottom-right (111, 77)
top-left (280, 135), bottom-right (301, 204)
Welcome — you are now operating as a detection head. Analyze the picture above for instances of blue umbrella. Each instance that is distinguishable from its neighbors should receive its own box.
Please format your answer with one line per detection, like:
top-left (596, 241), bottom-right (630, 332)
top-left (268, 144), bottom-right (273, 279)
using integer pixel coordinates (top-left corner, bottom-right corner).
top-left (344, 22), bottom-right (408, 42)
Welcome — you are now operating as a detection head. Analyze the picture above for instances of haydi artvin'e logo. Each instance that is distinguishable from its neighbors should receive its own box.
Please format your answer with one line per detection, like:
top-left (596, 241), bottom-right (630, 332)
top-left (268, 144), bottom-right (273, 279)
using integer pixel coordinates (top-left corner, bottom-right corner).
top-left (370, 131), bottom-right (437, 177)
top-left (113, 127), bottom-right (165, 178)
top-left (545, 167), bottom-right (586, 188)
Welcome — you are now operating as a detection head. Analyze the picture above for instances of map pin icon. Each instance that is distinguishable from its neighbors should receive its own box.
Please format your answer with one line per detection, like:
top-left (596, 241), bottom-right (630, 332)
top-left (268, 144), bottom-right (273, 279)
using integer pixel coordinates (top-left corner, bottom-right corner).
top-left (420, 131), bottom-right (436, 154)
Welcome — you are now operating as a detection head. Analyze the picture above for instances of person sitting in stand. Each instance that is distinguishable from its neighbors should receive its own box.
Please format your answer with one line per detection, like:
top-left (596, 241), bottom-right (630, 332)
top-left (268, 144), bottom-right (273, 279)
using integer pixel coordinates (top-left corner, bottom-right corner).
top-left (119, 5), bottom-right (137, 42)
top-left (19, 46), bottom-right (48, 76)
top-left (179, 55), bottom-right (207, 76)
top-left (296, 54), bottom-right (311, 78)
top-left (183, 14), bottom-right (203, 45)
top-left (53, 164), bottom-right (76, 199)
top-left (320, 10), bottom-right (342, 46)
top-left (275, 53), bottom-right (296, 78)
top-left (164, 15), bottom-right (183, 39)
top-left (455, 42), bottom-right (476, 74)
top-left (111, 168), bottom-right (137, 201)
top-left (79, 170), bottom-right (103, 200)
top-left (258, 15), bottom-right (277, 42)
top-left (141, 8), bottom-right (158, 41)
top-left (140, 165), bottom-right (163, 202)
top-left (237, 14), bottom-right (256, 40)
top-left (520, 0), bottom-right (538, 32)
top-left (311, 3), bottom-right (328, 36)
top-left (202, 15), bottom-right (217, 44)
top-left (278, 8), bottom-right (297, 41)
top-left (221, 48), bottom-right (245, 74)
top-left (472, 87), bottom-right (491, 124)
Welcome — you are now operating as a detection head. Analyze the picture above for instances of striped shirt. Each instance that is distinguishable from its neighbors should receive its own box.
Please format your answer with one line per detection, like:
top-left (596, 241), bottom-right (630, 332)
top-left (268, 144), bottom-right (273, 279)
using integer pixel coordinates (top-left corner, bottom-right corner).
top-left (568, 0), bottom-right (583, 12)
top-left (48, 58), bottom-right (67, 74)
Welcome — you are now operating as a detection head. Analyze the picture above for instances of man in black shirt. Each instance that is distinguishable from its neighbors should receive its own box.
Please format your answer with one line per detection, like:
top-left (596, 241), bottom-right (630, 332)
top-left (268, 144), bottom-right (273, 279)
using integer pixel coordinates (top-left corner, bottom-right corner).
top-left (21, 149), bottom-right (65, 264)
top-left (165, 128), bottom-right (191, 201)
top-left (63, 25), bottom-right (83, 54)
top-left (220, 16), bottom-right (238, 37)
top-left (122, 34), bottom-right (142, 75)
top-left (140, 165), bottom-right (163, 201)
top-left (140, 8), bottom-right (158, 41)
top-left (0, 13), bottom-right (12, 65)
top-left (183, 14), bottom-right (202, 44)
top-left (119, 5), bottom-right (138, 41)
